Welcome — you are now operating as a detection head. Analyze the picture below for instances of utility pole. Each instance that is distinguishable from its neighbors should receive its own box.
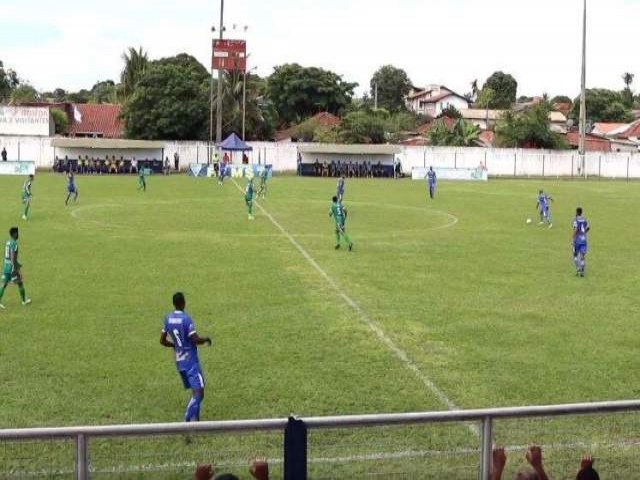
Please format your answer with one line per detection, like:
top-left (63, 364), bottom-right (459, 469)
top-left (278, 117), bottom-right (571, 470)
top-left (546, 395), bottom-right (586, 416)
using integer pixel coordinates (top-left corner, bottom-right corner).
top-left (208, 31), bottom-right (214, 164)
top-left (215, 0), bottom-right (225, 156)
top-left (578, 0), bottom-right (587, 178)
top-left (242, 69), bottom-right (247, 141)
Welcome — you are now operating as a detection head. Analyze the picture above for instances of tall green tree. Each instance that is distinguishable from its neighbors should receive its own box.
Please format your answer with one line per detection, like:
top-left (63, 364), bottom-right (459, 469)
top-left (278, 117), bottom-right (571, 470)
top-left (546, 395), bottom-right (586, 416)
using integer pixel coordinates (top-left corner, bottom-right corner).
top-left (212, 70), bottom-right (277, 140)
top-left (0, 60), bottom-right (20, 102)
top-left (496, 101), bottom-right (566, 149)
top-left (622, 72), bottom-right (635, 108)
top-left (551, 95), bottom-right (572, 104)
top-left (479, 72), bottom-right (517, 109)
top-left (120, 47), bottom-right (149, 101)
top-left (121, 54), bottom-right (209, 140)
top-left (267, 64), bottom-right (356, 125)
top-left (369, 65), bottom-right (412, 112)
top-left (570, 89), bottom-right (634, 123)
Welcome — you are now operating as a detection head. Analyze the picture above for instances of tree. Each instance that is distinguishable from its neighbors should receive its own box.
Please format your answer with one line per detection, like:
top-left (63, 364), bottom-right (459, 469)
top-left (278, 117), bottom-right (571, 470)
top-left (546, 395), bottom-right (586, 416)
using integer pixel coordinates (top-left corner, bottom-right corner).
top-left (428, 118), bottom-right (479, 147)
top-left (89, 80), bottom-right (118, 103)
top-left (551, 95), bottom-right (572, 104)
top-left (121, 54), bottom-right (209, 140)
top-left (570, 89), bottom-right (634, 123)
top-left (267, 64), bottom-right (356, 125)
top-left (496, 101), bottom-right (566, 149)
top-left (437, 105), bottom-right (462, 119)
top-left (10, 84), bottom-right (39, 104)
top-left (120, 47), bottom-right (149, 101)
top-left (622, 72), bottom-right (635, 108)
top-left (369, 65), bottom-right (412, 112)
top-left (50, 108), bottom-right (69, 134)
top-left (479, 72), bottom-right (517, 109)
top-left (339, 110), bottom-right (387, 144)
top-left (469, 79), bottom-right (480, 102)
top-left (0, 60), bottom-right (20, 102)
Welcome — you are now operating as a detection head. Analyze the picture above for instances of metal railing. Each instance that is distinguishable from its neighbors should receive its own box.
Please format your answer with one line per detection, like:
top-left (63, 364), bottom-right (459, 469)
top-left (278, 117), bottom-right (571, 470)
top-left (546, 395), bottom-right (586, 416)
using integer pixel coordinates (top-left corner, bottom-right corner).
top-left (2, 399), bottom-right (640, 479)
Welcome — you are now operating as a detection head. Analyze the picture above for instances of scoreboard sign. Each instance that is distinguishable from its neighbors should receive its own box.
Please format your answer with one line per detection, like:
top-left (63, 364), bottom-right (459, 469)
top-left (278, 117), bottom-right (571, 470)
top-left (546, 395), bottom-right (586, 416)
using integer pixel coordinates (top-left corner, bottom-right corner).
top-left (212, 39), bottom-right (247, 72)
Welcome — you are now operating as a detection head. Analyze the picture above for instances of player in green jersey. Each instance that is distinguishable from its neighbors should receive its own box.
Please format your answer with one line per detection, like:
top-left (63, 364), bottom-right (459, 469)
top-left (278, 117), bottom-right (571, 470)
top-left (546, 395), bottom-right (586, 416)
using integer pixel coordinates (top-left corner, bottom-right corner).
top-left (245, 178), bottom-right (255, 220)
top-left (138, 168), bottom-right (146, 192)
top-left (21, 175), bottom-right (34, 220)
top-left (0, 227), bottom-right (31, 309)
top-left (330, 196), bottom-right (353, 251)
top-left (257, 168), bottom-right (268, 199)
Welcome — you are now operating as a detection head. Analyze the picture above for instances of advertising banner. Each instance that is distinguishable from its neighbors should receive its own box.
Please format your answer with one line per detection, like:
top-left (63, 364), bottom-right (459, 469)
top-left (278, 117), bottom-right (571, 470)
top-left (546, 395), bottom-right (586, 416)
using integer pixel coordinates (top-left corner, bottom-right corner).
top-left (0, 161), bottom-right (36, 176)
top-left (227, 164), bottom-right (272, 179)
top-left (0, 107), bottom-right (52, 136)
top-left (412, 167), bottom-right (488, 182)
top-left (188, 163), bottom-right (209, 177)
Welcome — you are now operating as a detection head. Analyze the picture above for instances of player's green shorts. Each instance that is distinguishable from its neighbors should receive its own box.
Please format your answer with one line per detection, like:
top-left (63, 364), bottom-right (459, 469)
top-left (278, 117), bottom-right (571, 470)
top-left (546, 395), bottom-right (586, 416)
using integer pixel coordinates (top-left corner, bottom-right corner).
top-left (335, 218), bottom-right (346, 230)
top-left (2, 265), bottom-right (18, 283)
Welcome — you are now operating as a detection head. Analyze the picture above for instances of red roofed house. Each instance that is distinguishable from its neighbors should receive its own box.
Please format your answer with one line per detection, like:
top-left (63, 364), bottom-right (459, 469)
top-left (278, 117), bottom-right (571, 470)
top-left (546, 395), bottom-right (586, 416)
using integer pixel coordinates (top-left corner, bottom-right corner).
top-left (405, 85), bottom-right (470, 117)
top-left (565, 131), bottom-right (611, 152)
top-left (68, 104), bottom-right (124, 139)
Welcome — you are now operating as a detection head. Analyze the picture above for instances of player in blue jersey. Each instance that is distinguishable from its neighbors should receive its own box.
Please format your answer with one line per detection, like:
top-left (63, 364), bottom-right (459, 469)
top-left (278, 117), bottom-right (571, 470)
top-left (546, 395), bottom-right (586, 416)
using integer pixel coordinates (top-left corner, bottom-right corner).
top-left (425, 167), bottom-right (437, 200)
top-left (572, 207), bottom-right (590, 277)
top-left (336, 175), bottom-right (345, 203)
top-left (65, 172), bottom-right (79, 205)
top-left (160, 292), bottom-right (212, 422)
top-left (536, 190), bottom-right (554, 228)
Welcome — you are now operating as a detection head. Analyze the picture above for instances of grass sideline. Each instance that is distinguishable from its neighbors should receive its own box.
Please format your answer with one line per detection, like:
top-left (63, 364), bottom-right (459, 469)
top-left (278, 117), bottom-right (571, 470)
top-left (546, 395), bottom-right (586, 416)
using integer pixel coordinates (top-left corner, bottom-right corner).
top-left (1, 173), bottom-right (639, 478)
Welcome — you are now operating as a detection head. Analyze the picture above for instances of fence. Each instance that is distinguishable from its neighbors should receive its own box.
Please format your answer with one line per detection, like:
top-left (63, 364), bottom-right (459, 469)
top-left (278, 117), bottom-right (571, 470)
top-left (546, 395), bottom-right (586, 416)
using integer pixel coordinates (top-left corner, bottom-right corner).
top-left (2, 399), bottom-right (640, 479)
top-left (1, 135), bottom-right (639, 177)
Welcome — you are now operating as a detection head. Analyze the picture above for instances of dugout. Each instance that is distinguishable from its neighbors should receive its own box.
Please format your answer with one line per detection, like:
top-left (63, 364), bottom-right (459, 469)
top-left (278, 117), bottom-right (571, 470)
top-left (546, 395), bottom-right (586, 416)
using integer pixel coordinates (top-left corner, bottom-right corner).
top-left (298, 144), bottom-right (401, 177)
top-left (50, 138), bottom-right (166, 173)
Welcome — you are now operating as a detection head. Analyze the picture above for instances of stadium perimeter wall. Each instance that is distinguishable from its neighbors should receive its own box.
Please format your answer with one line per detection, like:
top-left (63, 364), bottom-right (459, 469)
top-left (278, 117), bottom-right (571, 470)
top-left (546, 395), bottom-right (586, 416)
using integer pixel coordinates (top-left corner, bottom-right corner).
top-left (1, 135), bottom-right (640, 178)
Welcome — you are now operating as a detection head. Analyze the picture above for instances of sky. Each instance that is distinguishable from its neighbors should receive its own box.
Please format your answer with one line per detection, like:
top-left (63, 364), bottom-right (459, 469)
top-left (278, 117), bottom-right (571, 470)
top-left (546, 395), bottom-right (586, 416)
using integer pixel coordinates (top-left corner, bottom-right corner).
top-left (1, 0), bottom-right (639, 99)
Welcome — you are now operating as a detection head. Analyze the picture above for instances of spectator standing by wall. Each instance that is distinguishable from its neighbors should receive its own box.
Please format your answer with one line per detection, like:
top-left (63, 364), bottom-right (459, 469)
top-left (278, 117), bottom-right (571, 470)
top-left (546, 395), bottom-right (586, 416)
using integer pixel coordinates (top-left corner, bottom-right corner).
top-left (164, 157), bottom-right (170, 176)
top-left (1, 147), bottom-right (7, 161)
top-left (174, 151), bottom-right (180, 172)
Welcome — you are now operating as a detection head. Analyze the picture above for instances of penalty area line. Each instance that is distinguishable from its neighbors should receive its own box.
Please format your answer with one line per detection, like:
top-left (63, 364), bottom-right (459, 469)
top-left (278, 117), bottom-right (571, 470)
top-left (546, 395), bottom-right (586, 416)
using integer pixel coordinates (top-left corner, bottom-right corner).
top-left (231, 180), bottom-right (465, 419)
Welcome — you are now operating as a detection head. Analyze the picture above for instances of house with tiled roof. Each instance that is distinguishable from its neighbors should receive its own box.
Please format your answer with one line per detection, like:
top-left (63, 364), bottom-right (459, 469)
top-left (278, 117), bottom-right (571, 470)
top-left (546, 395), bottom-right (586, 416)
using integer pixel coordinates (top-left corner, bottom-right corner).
top-left (68, 104), bottom-right (123, 139)
top-left (405, 85), bottom-right (470, 117)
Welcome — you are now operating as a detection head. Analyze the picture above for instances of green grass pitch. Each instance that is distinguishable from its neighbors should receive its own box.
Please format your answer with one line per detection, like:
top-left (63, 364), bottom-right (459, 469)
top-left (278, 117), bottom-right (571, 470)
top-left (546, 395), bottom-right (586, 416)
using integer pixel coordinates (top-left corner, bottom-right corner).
top-left (1, 173), bottom-right (639, 478)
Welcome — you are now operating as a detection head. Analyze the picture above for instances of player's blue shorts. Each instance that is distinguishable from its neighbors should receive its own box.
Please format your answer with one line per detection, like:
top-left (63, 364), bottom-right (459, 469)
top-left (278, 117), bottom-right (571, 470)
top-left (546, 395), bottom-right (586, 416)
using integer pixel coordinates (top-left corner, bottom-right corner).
top-left (573, 242), bottom-right (588, 256)
top-left (178, 364), bottom-right (205, 390)
top-left (67, 185), bottom-right (77, 193)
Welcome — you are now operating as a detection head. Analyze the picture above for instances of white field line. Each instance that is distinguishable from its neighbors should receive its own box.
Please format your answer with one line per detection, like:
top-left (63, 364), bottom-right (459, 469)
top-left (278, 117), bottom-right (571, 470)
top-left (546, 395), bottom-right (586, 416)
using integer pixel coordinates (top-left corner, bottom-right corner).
top-left (9, 440), bottom-right (640, 477)
top-left (232, 180), bottom-right (462, 415)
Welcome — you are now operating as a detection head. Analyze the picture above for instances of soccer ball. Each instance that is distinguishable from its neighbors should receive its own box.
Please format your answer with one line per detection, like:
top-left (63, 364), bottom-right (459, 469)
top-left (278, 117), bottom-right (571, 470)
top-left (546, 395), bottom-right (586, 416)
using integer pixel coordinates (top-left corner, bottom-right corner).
top-left (526, 218), bottom-right (533, 225)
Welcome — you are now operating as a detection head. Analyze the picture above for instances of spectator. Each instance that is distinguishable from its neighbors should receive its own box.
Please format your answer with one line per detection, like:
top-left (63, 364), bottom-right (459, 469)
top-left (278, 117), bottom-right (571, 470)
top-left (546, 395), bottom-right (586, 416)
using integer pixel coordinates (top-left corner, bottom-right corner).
top-left (223, 151), bottom-right (230, 164)
top-left (174, 151), bottom-right (180, 172)
top-left (164, 156), bottom-right (170, 175)
top-left (296, 152), bottom-right (302, 176)
top-left (492, 446), bottom-right (549, 480)
top-left (131, 157), bottom-right (138, 174)
top-left (242, 152), bottom-right (249, 165)
top-left (576, 456), bottom-right (599, 480)
top-left (1, 146), bottom-right (7, 161)
top-left (249, 458), bottom-right (269, 480)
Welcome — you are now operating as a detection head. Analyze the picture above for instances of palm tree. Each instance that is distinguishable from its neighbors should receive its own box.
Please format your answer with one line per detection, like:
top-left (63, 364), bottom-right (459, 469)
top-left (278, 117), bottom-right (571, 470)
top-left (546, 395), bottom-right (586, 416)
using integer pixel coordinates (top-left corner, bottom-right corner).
top-left (622, 72), bottom-right (635, 90)
top-left (120, 47), bottom-right (149, 101)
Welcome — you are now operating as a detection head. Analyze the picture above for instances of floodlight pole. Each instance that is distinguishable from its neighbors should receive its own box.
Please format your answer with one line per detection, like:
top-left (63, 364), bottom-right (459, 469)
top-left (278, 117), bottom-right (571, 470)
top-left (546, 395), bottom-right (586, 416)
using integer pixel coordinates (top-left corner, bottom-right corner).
top-left (215, 0), bottom-right (225, 156)
top-left (578, 0), bottom-right (587, 178)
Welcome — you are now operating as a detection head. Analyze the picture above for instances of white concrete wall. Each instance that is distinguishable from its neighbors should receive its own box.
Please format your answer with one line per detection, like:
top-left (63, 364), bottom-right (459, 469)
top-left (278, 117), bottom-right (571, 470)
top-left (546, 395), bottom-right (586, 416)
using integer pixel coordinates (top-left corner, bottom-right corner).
top-left (2, 135), bottom-right (640, 179)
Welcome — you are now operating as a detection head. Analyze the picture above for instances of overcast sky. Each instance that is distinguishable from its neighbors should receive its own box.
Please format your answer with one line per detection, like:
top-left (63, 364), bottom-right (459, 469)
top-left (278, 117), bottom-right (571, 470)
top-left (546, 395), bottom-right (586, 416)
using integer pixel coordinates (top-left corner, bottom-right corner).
top-left (1, 0), bottom-right (638, 99)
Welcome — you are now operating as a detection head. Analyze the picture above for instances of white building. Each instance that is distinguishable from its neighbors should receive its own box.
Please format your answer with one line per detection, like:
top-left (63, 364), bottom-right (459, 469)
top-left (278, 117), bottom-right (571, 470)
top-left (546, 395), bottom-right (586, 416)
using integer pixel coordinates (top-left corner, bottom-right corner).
top-left (405, 85), bottom-right (470, 117)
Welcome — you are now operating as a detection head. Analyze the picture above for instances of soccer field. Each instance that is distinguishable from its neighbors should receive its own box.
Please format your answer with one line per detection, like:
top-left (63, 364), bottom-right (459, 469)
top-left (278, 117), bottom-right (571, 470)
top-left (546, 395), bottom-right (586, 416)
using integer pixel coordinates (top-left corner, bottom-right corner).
top-left (1, 173), bottom-right (639, 479)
